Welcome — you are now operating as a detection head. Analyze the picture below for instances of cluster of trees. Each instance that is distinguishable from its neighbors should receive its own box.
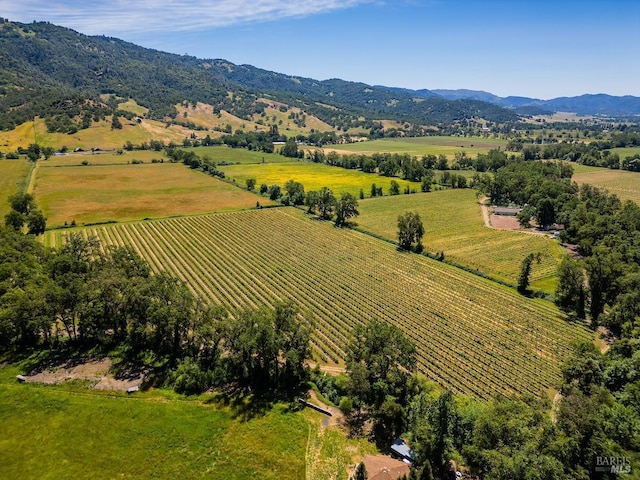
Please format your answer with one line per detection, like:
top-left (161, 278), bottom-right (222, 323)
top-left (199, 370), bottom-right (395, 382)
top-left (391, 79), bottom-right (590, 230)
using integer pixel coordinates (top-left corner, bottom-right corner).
top-left (0, 227), bottom-right (313, 393)
top-left (506, 132), bottom-right (640, 172)
top-left (4, 193), bottom-right (47, 235)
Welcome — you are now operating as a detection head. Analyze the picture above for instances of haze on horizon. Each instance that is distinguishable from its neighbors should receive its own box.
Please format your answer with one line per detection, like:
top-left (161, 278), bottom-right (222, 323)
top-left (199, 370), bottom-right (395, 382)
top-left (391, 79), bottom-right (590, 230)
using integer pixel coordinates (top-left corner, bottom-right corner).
top-left (2, 0), bottom-right (639, 99)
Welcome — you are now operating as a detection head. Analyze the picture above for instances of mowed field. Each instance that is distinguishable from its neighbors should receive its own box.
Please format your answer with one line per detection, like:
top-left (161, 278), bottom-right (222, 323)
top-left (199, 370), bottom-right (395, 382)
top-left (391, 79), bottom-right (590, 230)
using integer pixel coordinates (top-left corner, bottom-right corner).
top-left (356, 189), bottom-right (564, 291)
top-left (33, 162), bottom-right (271, 227)
top-left (325, 136), bottom-right (508, 159)
top-left (185, 145), bottom-right (293, 164)
top-left (44, 208), bottom-right (594, 399)
top-left (0, 158), bottom-right (32, 217)
top-left (0, 364), bottom-right (307, 480)
top-left (572, 167), bottom-right (640, 204)
top-left (219, 162), bottom-right (421, 197)
top-left (44, 150), bottom-right (168, 167)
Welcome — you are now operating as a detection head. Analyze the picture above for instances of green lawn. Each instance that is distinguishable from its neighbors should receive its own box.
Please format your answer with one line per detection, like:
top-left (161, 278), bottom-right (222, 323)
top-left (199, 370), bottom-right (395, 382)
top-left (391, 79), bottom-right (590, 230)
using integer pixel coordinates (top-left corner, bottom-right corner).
top-left (356, 189), bottom-right (563, 291)
top-left (0, 158), bottom-right (32, 218)
top-left (219, 162), bottom-right (421, 198)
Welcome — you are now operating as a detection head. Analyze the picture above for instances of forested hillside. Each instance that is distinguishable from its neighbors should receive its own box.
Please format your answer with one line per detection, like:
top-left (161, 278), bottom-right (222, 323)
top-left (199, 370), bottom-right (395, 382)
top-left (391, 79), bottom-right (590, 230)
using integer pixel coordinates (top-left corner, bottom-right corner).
top-left (0, 19), bottom-right (519, 133)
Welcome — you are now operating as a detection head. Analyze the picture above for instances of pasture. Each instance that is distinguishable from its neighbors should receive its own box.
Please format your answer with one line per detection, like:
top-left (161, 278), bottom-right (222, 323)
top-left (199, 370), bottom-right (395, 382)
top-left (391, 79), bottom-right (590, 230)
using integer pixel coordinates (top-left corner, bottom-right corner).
top-left (572, 167), bottom-right (640, 204)
top-left (0, 363), bottom-right (309, 480)
top-left (44, 150), bottom-right (167, 167)
top-left (325, 136), bottom-right (508, 158)
top-left (0, 158), bottom-right (32, 217)
top-left (219, 162), bottom-right (421, 197)
top-left (33, 163), bottom-right (270, 227)
top-left (46, 208), bottom-right (594, 399)
top-left (356, 189), bottom-right (563, 291)
top-left (184, 145), bottom-right (293, 164)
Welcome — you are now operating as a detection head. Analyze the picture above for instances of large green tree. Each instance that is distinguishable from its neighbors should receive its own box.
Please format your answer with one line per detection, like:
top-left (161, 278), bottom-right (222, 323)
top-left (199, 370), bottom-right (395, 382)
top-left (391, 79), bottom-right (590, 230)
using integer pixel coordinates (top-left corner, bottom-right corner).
top-left (335, 192), bottom-right (359, 227)
top-left (397, 211), bottom-right (424, 252)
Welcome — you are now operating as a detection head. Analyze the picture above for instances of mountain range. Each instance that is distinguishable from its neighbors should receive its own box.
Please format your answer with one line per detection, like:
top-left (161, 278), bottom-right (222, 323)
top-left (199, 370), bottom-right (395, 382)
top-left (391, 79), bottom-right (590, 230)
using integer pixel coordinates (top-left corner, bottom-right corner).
top-left (0, 18), bottom-right (638, 134)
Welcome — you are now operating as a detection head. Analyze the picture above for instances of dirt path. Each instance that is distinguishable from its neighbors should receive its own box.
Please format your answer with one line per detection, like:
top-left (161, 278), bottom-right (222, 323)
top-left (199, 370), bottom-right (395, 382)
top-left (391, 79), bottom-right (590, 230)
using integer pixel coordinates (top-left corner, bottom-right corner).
top-left (307, 361), bottom-right (346, 376)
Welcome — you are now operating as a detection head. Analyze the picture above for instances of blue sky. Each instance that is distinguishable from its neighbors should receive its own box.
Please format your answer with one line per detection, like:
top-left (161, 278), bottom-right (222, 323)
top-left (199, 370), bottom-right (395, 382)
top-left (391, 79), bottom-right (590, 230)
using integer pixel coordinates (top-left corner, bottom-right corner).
top-left (3, 0), bottom-right (639, 99)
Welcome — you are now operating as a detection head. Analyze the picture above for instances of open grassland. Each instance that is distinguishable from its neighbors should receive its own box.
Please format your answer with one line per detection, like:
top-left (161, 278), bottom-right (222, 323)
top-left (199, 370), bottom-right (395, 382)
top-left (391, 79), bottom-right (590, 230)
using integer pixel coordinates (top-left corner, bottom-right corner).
top-left (0, 118), bottom-right (194, 151)
top-left (44, 150), bottom-right (167, 167)
top-left (0, 364), bottom-right (308, 480)
top-left (573, 167), bottom-right (640, 204)
top-left (185, 145), bottom-right (294, 164)
top-left (34, 163), bottom-right (270, 227)
top-left (325, 136), bottom-right (508, 159)
top-left (45, 208), bottom-right (594, 399)
top-left (117, 98), bottom-right (149, 116)
top-left (219, 162), bottom-right (421, 197)
top-left (0, 159), bottom-right (32, 217)
top-left (611, 146), bottom-right (640, 159)
top-left (356, 190), bottom-right (563, 291)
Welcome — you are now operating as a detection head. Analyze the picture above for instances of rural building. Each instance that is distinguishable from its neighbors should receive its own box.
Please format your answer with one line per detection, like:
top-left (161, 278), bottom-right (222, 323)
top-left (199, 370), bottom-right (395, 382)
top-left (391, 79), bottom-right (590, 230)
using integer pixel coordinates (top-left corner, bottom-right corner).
top-left (389, 439), bottom-right (414, 464)
top-left (493, 207), bottom-right (522, 216)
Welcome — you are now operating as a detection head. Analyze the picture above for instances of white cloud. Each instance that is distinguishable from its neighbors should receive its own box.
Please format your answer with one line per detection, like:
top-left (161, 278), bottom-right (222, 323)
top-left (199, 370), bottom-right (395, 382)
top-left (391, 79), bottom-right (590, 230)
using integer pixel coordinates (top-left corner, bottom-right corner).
top-left (1, 0), bottom-right (375, 35)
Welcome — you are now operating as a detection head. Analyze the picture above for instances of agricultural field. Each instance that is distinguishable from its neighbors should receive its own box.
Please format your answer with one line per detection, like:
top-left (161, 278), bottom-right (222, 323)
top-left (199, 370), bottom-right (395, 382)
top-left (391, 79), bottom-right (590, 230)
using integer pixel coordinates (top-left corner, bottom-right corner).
top-left (219, 162), bottom-right (421, 198)
top-left (33, 162), bottom-right (270, 227)
top-left (44, 150), bottom-right (167, 167)
top-left (0, 158), bottom-right (32, 217)
top-left (45, 208), bottom-right (594, 399)
top-left (184, 145), bottom-right (293, 164)
top-left (325, 136), bottom-right (508, 159)
top-left (572, 167), bottom-right (640, 204)
top-left (0, 363), bottom-right (311, 480)
top-left (357, 189), bottom-right (563, 291)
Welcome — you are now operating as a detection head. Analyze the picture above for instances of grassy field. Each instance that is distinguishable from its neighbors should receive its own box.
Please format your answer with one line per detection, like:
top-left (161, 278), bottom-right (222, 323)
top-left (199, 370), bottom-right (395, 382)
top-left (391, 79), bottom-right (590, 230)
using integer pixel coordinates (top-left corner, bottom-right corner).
top-left (325, 136), bottom-right (508, 159)
top-left (184, 145), bottom-right (294, 164)
top-left (572, 167), bottom-right (640, 204)
top-left (0, 117), bottom-right (195, 151)
top-left (356, 189), bottom-right (564, 291)
top-left (611, 146), bottom-right (640, 159)
top-left (0, 361), bottom-right (376, 480)
top-left (33, 163), bottom-right (271, 227)
top-left (46, 208), bottom-right (594, 399)
top-left (0, 363), bottom-right (305, 480)
top-left (0, 158), bottom-right (32, 217)
top-left (219, 162), bottom-right (421, 197)
top-left (44, 150), bottom-right (168, 167)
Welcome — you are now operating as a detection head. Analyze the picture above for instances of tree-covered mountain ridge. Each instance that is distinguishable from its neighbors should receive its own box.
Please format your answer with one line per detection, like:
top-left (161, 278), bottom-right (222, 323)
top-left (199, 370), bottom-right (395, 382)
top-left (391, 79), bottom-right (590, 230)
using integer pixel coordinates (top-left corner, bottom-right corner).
top-left (0, 19), bottom-right (520, 132)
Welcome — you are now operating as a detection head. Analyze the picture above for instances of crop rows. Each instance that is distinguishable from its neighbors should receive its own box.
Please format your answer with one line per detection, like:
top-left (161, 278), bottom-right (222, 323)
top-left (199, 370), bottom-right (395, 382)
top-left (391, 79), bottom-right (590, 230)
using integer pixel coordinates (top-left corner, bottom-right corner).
top-left (46, 208), bottom-right (593, 399)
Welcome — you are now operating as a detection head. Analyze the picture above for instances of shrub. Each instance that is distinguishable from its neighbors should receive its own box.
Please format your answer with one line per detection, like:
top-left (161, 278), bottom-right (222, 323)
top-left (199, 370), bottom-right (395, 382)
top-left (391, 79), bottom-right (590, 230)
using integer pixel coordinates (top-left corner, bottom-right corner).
top-left (170, 358), bottom-right (209, 395)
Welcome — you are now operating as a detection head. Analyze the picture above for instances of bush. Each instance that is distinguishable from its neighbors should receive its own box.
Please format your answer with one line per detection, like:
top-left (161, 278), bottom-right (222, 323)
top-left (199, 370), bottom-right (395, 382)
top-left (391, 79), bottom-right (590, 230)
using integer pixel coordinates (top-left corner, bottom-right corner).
top-left (170, 358), bottom-right (209, 395)
top-left (6, 152), bottom-right (19, 159)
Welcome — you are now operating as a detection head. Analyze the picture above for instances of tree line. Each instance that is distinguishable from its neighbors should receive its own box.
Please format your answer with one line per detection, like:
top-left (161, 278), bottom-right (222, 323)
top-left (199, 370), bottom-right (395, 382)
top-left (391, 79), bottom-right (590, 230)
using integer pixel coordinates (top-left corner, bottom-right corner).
top-left (0, 227), bottom-right (313, 394)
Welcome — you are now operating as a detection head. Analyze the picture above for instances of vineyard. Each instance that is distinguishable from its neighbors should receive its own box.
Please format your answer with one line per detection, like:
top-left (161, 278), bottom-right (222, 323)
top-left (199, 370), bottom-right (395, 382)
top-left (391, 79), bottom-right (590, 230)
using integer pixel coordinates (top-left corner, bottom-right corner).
top-left (44, 208), bottom-right (593, 399)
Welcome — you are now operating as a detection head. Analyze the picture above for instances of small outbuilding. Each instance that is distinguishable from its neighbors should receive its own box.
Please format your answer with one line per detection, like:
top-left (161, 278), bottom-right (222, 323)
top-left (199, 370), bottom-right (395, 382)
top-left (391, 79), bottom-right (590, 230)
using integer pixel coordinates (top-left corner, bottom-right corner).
top-left (390, 439), bottom-right (414, 465)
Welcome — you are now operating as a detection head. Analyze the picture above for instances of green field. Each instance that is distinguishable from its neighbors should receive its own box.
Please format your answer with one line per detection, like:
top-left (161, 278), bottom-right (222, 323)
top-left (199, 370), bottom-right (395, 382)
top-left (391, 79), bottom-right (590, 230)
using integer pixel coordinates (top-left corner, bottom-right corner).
top-left (33, 163), bottom-right (271, 227)
top-left (573, 167), bottom-right (640, 204)
top-left (185, 145), bottom-right (294, 164)
top-left (45, 208), bottom-right (593, 399)
top-left (326, 136), bottom-right (508, 159)
top-left (356, 189), bottom-right (563, 291)
top-left (0, 158), bottom-right (32, 217)
top-left (219, 162), bottom-right (421, 198)
top-left (0, 363), bottom-right (308, 480)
